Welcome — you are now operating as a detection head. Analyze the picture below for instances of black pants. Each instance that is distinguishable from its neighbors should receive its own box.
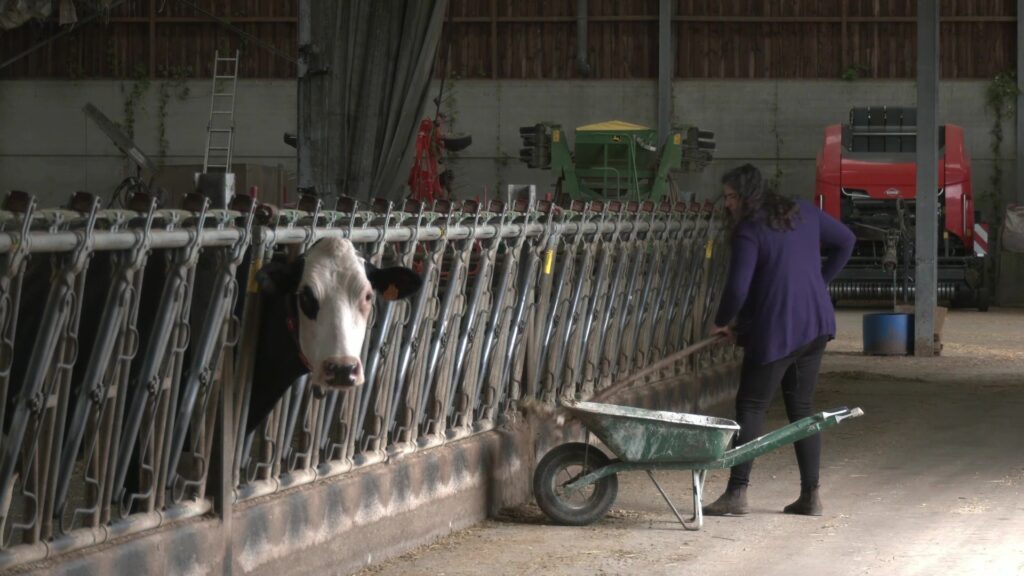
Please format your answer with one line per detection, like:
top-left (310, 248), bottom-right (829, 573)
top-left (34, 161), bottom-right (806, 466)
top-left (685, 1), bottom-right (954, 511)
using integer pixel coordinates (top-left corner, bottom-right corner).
top-left (728, 336), bottom-right (828, 491)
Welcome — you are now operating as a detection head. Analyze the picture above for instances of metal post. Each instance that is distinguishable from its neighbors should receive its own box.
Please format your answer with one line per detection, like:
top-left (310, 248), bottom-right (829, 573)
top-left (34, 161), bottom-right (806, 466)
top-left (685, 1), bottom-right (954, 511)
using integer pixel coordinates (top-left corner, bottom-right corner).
top-left (1017, 0), bottom-right (1024, 206)
top-left (657, 0), bottom-right (673, 146)
top-left (576, 0), bottom-right (589, 76)
top-left (297, 0), bottom-right (313, 192)
top-left (915, 0), bottom-right (939, 357)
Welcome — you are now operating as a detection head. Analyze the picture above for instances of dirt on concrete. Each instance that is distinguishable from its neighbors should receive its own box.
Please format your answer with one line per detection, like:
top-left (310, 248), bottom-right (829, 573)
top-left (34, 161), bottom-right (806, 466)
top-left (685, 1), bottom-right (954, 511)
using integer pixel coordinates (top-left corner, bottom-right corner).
top-left (355, 309), bottom-right (1024, 576)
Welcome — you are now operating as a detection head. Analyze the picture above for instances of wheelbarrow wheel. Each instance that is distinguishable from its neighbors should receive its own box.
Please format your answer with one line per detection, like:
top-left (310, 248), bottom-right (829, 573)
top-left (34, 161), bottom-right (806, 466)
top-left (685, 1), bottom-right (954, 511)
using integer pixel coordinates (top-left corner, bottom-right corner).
top-left (534, 442), bottom-right (618, 526)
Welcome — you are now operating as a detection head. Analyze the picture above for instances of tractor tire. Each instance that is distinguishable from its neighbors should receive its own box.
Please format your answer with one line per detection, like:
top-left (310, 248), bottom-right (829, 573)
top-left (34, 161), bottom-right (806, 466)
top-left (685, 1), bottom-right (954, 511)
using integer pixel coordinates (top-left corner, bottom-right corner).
top-left (534, 442), bottom-right (617, 526)
top-left (443, 133), bottom-right (473, 152)
top-left (976, 287), bottom-right (991, 312)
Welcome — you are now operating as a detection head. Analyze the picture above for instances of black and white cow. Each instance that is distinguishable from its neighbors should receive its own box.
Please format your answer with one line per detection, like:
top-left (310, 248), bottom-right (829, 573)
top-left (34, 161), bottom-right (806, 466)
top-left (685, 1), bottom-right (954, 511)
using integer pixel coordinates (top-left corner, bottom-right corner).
top-left (3, 232), bottom-right (420, 443)
top-left (245, 236), bottom-right (421, 432)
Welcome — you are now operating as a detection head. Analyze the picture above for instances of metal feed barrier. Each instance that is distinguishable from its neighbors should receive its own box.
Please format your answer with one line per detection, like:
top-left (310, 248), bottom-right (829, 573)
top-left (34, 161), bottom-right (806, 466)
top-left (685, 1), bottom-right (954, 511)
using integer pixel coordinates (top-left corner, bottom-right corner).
top-left (0, 189), bottom-right (733, 570)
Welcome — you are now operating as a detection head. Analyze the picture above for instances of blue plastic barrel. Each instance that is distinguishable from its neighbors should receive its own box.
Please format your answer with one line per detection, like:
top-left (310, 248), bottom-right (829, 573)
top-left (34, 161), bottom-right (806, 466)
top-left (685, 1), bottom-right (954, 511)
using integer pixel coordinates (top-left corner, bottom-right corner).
top-left (862, 312), bottom-right (914, 355)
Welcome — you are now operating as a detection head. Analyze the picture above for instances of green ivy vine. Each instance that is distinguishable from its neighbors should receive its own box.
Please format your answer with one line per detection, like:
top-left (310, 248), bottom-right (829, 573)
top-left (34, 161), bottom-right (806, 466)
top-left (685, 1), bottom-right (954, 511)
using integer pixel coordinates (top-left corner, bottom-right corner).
top-left (984, 72), bottom-right (1019, 211)
top-left (156, 65), bottom-right (193, 162)
top-left (840, 64), bottom-right (868, 82)
top-left (120, 64), bottom-right (150, 140)
top-left (983, 72), bottom-right (1020, 287)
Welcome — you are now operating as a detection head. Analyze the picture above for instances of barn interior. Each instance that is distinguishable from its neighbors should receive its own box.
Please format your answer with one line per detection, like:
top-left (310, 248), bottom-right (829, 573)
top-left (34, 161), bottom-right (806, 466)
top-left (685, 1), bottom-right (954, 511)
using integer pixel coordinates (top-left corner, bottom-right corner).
top-left (0, 2), bottom-right (1022, 575)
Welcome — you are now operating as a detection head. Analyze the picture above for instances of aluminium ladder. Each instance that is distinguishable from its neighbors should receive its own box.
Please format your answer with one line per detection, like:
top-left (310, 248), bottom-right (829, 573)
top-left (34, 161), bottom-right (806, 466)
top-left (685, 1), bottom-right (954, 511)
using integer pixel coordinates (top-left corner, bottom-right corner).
top-left (202, 50), bottom-right (240, 173)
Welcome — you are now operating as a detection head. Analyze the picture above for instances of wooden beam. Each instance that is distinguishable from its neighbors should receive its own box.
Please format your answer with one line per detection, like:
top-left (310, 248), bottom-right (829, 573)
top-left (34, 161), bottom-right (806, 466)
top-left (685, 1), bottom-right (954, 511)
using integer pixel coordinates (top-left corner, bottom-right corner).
top-left (491, 0), bottom-right (498, 79)
top-left (841, 0), bottom-right (848, 71)
top-left (110, 16), bottom-right (299, 23)
top-left (149, 0), bottom-right (156, 77)
top-left (449, 15), bottom-right (1017, 24)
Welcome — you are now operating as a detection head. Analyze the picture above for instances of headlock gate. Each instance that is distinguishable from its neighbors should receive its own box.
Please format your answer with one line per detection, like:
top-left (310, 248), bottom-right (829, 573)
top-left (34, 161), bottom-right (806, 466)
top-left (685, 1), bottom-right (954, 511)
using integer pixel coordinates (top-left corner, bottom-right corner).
top-left (0, 189), bottom-right (735, 574)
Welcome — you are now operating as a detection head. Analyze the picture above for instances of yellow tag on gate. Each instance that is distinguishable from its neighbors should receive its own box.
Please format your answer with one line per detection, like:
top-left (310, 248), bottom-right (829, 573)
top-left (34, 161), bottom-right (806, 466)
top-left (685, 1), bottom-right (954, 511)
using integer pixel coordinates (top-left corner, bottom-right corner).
top-left (543, 249), bottom-right (555, 275)
top-left (247, 260), bottom-right (263, 293)
top-left (705, 240), bottom-right (714, 260)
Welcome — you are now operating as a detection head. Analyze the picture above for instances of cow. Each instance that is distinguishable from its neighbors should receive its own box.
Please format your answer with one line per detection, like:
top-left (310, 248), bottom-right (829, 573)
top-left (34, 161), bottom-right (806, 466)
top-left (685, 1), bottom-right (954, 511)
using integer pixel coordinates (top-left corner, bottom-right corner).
top-left (2, 201), bottom-right (422, 511)
top-left (245, 236), bottom-right (422, 432)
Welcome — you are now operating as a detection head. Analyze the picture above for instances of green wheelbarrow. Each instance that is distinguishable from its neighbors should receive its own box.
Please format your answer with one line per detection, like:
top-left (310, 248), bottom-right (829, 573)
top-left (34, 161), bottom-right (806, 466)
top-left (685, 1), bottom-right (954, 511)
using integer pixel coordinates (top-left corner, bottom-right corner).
top-left (533, 400), bottom-right (864, 530)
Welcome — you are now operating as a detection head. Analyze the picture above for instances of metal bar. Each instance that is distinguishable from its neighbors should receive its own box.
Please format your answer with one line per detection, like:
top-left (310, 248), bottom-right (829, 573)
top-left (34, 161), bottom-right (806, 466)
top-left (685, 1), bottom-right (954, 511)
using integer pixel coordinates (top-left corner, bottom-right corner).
top-left (417, 249), bottom-right (466, 435)
top-left (573, 226), bottom-right (613, 396)
top-left (552, 229), bottom-right (595, 398)
top-left (52, 257), bottom-right (142, 522)
top-left (646, 470), bottom-right (692, 529)
top-left (608, 219), bottom-right (645, 378)
top-left (493, 239), bottom-right (543, 417)
top-left (0, 200), bottom-right (98, 540)
top-left (445, 223), bottom-right (501, 428)
top-left (915, 0), bottom-right (939, 357)
top-left (592, 219), bottom-right (627, 386)
top-left (164, 246), bottom-right (243, 491)
top-left (110, 205), bottom-right (208, 507)
top-left (471, 235), bottom-right (521, 420)
top-left (0, 219), bottom-right (687, 254)
top-left (387, 240), bottom-right (441, 440)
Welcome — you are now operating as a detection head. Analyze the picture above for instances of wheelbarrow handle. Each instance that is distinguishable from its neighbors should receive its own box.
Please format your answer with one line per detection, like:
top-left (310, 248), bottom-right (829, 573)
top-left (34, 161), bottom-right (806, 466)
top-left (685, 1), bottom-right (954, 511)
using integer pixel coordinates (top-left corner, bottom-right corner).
top-left (820, 406), bottom-right (865, 423)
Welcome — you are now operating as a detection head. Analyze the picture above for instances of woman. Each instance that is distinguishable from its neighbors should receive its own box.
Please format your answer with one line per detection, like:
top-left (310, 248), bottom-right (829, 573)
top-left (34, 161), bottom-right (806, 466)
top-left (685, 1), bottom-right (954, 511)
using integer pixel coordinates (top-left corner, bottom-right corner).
top-left (703, 164), bottom-right (855, 517)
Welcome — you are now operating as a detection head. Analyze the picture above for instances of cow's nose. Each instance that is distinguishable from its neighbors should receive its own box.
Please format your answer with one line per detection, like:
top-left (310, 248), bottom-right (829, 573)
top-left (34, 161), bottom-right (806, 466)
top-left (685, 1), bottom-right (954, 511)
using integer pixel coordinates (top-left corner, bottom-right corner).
top-left (323, 356), bottom-right (362, 387)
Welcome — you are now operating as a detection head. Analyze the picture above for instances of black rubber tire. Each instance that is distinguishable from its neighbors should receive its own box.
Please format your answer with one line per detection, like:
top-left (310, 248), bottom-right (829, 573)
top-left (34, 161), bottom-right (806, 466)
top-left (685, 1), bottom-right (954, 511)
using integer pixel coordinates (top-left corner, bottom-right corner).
top-left (443, 133), bottom-right (473, 152)
top-left (533, 442), bottom-right (618, 526)
top-left (976, 287), bottom-right (990, 312)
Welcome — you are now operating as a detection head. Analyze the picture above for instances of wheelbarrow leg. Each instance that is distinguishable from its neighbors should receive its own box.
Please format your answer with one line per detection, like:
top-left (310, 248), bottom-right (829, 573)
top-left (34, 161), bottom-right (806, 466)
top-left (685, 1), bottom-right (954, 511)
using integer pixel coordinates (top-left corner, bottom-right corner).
top-left (646, 470), bottom-right (700, 531)
top-left (690, 470), bottom-right (706, 529)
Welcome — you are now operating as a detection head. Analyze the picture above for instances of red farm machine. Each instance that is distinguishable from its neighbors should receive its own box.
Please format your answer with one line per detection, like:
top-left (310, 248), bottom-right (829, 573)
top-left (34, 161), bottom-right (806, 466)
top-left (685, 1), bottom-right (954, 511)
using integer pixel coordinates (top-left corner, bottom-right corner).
top-left (815, 106), bottom-right (990, 310)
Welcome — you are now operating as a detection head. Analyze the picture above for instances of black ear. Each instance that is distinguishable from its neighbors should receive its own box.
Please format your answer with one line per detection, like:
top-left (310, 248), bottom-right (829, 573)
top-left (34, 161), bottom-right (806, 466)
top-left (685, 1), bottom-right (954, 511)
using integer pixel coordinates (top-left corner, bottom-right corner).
top-left (364, 262), bottom-right (423, 301)
top-left (256, 257), bottom-right (305, 295)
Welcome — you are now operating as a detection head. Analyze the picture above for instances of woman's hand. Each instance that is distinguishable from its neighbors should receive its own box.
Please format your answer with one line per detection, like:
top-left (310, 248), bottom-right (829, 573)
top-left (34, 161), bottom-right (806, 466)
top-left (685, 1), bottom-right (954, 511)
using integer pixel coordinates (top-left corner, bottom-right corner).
top-left (711, 324), bottom-right (736, 343)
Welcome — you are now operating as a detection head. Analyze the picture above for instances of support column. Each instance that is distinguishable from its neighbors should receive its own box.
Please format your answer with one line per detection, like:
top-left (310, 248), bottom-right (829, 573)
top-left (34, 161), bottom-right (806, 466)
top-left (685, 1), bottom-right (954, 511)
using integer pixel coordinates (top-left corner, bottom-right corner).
top-left (658, 0), bottom-right (673, 146)
top-left (297, 0), bottom-right (313, 192)
top-left (914, 0), bottom-right (939, 357)
top-left (1017, 0), bottom-right (1024, 205)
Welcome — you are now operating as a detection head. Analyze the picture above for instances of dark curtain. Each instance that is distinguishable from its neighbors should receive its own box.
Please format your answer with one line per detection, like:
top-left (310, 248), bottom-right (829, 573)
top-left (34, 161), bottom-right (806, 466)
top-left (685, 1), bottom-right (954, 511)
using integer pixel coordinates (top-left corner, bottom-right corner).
top-left (299, 0), bottom-right (447, 203)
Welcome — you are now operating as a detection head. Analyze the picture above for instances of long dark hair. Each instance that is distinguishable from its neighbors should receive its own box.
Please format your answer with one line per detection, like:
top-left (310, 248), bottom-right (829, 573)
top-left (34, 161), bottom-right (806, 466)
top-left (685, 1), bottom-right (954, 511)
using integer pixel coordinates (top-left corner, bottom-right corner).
top-left (721, 164), bottom-right (800, 231)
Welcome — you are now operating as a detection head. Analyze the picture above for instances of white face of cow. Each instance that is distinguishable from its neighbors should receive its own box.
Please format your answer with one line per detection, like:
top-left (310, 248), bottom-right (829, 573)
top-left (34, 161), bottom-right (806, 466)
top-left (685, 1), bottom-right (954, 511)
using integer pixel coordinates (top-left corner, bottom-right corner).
top-left (297, 238), bottom-right (373, 387)
top-left (257, 237), bottom-right (422, 390)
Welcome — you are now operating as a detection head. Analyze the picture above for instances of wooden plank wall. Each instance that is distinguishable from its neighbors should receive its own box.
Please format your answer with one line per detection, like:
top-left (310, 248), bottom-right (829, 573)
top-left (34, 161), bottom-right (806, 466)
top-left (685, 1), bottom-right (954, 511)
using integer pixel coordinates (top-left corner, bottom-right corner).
top-left (0, 0), bottom-right (298, 79)
top-left (0, 0), bottom-right (1015, 79)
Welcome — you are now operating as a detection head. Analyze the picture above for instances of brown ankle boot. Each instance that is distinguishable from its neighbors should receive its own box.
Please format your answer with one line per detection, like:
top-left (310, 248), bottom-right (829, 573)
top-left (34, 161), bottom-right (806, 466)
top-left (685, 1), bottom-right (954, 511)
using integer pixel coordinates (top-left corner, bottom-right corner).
top-left (702, 486), bottom-right (749, 516)
top-left (783, 486), bottom-right (822, 516)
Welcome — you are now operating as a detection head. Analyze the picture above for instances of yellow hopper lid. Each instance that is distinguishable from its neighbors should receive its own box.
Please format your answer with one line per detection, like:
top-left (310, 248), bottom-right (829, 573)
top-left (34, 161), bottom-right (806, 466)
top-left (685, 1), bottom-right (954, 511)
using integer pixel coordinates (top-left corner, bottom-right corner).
top-left (576, 120), bottom-right (650, 132)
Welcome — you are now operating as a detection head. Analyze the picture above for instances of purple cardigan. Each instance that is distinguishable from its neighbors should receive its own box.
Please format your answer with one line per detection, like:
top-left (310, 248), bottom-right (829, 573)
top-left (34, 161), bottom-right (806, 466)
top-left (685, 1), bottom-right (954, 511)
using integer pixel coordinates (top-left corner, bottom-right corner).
top-left (714, 199), bottom-right (856, 365)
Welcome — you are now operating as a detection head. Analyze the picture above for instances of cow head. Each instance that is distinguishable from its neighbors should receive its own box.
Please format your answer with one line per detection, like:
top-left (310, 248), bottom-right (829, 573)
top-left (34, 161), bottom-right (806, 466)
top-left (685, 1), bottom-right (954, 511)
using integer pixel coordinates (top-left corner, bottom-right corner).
top-left (256, 237), bottom-right (421, 389)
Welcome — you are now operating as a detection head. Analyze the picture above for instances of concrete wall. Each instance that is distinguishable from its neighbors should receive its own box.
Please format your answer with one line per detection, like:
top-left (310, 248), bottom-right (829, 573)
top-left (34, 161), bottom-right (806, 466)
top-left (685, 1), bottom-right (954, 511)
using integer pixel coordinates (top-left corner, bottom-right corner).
top-left (0, 79), bottom-right (296, 208)
top-left (442, 79), bottom-right (1016, 215)
top-left (1, 78), bottom-right (1016, 215)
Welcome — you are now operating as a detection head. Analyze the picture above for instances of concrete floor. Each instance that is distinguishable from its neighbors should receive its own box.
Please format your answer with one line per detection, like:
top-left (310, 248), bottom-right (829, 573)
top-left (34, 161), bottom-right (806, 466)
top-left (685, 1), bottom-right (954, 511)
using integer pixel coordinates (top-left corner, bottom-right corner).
top-left (357, 309), bottom-right (1024, 576)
